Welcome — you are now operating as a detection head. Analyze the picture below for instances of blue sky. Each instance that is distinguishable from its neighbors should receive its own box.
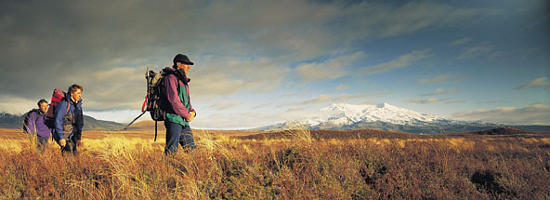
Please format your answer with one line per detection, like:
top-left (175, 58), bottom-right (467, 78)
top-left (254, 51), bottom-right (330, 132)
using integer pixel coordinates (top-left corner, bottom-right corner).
top-left (1, 0), bottom-right (549, 128)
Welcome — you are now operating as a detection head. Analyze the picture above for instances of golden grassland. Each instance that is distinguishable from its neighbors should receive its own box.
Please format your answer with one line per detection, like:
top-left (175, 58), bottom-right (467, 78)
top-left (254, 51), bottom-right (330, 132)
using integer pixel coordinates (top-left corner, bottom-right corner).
top-left (1, 128), bottom-right (550, 199)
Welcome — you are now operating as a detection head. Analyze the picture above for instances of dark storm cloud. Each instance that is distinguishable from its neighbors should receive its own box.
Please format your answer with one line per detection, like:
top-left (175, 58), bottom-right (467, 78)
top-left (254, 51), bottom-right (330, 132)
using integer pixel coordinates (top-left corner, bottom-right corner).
top-left (0, 1), bottom-right (197, 101)
top-left (0, 0), bottom-right (341, 109)
top-left (0, 0), bottom-right (482, 113)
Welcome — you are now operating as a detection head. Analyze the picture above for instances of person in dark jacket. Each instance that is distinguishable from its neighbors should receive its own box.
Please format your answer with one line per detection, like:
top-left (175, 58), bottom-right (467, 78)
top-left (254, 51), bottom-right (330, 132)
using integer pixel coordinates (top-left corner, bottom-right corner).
top-left (26, 99), bottom-right (52, 150)
top-left (164, 54), bottom-right (197, 155)
top-left (53, 84), bottom-right (84, 155)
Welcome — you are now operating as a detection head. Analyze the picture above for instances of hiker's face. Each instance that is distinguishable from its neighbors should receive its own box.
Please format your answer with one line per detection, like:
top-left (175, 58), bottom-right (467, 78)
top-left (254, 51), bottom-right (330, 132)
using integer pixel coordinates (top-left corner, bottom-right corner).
top-left (183, 64), bottom-right (190, 74)
top-left (71, 89), bottom-right (82, 102)
top-left (39, 102), bottom-right (48, 113)
top-left (177, 62), bottom-right (191, 74)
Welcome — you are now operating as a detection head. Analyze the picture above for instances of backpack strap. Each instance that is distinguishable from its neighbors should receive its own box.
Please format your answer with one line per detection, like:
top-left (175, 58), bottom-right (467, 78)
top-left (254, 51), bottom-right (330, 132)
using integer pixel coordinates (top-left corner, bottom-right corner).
top-left (59, 99), bottom-right (71, 128)
top-left (65, 99), bottom-right (71, 114)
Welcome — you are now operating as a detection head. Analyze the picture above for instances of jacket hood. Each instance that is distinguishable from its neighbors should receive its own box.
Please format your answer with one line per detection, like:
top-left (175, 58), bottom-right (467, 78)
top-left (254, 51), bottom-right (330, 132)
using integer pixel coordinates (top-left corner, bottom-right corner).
top-left (163, 67), bottom-right (190, 83)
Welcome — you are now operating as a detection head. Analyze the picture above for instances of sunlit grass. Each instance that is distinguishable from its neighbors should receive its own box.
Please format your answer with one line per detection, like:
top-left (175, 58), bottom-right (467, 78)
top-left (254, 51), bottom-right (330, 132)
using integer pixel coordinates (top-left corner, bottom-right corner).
top-left (0, 128), bottom-right (549, 199)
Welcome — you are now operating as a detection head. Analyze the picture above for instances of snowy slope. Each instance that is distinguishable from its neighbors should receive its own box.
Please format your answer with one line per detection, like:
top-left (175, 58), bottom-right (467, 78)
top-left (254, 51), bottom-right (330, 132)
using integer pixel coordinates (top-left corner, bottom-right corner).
top-left (303, 103), bottom-right (444, 126)
top-left (258, 103), bottom-right (501, 133)
top-left (258, 103), bottom-right (550, 133)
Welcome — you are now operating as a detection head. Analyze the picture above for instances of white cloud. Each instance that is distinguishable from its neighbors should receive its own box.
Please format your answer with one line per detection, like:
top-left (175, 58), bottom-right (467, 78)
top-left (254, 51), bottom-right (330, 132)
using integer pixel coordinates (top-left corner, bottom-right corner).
top-left (295, 51), bottom-right (364, 81)
top-left (192, 73), bottom-right (246, 96)
top-left (296, 94), bottom-right (374, 106)
top-left (210, 101), bottom-right (243, 110)
top-left (449, 37), bottom-right (472, 46)
top-left (407, 97), bottom-right (442, 104)
top-left (191, 111), bottom-right (283, 129)
top-left (457, 44), bottom-right (494, 60)
top-left (517, 77), bottom-right (550, 89)
top-left (451, 104), bottom-right (550, 125)
top-left (361, 50), bottom-right (430, 74)
top-left (192, 56), bottom-right (291, 97)
top-left (251, 103), bottom-right (272, 110)
top-left (419, 72), bottom-right (465, 84)
top-left (407, 97), bottom-right (462, 104)
top-left (287, 106), bottom-right (306, 112)
top-left (421, 88), bottom-right (458, 96)
top-left (76, 67), bottom-right (147, 110)
top-left (0, 95), bottom-right (37, 114)
top-left (342, 1), bottom-right (481, 39)
top-left (280, 92), bottom-right (297, 98)
top-left (336, 83), bottom-right (349, 91)
top-left (300, 95), bottom-right (333, 105)
top-left (443, 99), bottom-right (466, 104)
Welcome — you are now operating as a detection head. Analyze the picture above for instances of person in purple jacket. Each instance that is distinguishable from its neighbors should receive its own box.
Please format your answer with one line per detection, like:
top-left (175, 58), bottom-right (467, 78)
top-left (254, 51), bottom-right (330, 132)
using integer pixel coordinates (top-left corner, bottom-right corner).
top-left (163, 54), bottom-right (197, 155)
top-left (26, 99), bottom-right (52, 150)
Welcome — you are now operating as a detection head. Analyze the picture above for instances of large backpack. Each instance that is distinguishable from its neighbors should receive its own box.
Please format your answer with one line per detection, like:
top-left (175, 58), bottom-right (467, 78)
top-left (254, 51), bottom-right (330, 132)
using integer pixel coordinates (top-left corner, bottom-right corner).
top-left (22, 109), bottom-right (40, 134)
top-left (146, 68), bottom-right (189, 119)
top-left (44, 89), bottom-right (69, 130)
top-left (143, 69), bottom-right (171, 141)
top-left (144, 68), bottom-right (188, 141)
top-left (146, 70), bottom-right (169, 121)
top-left (124, 68), bottom-right (185, 141)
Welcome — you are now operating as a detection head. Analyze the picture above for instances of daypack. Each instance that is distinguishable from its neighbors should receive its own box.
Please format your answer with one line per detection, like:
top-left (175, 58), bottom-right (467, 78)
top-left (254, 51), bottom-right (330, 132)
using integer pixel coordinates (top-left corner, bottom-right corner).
top-left (44, 89), bottom-right (69, 130)
top-left (22, 109), bottom-right (40, 133)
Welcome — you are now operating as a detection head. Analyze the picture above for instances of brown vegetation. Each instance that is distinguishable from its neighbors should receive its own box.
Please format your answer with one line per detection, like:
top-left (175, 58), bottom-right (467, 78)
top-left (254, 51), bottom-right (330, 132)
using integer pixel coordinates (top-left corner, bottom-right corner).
top-left (0, 127), bottom-right (549, 199)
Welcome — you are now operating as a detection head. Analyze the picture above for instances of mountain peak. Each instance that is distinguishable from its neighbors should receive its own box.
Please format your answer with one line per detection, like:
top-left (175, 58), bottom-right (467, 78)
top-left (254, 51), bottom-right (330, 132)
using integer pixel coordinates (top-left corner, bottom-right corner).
top-left (259, 103), bottom-right (550, 134)
top-left (315, 103), bottom-right (443, 126)
top-left (376, 102), bottom-right (391, 108)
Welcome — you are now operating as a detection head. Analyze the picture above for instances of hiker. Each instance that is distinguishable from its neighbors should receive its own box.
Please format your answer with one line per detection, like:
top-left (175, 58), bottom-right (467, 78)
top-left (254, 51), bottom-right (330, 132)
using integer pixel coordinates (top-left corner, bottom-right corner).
top-left (53, 84), bottom-right (84, 155)
top-left (163, 54), bottom-right (197, 155)
top-left (24, 99), bottom-right (52, 150)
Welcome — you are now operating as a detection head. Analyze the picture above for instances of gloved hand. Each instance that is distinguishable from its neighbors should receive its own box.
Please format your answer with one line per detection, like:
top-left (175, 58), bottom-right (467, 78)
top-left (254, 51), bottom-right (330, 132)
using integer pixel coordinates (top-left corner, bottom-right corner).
top-left (59, 139), bottom-right (66, 147)
top-left (76, 140), bottom-right (82, 147)
top-left (187, 111), bottom-right (196, 122)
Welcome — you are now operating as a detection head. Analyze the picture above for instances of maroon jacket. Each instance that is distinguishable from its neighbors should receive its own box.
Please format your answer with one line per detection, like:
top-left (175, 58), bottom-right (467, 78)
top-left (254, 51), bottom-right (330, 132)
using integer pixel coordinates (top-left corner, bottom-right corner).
top-left (163, 67), bottom-right (195, 119)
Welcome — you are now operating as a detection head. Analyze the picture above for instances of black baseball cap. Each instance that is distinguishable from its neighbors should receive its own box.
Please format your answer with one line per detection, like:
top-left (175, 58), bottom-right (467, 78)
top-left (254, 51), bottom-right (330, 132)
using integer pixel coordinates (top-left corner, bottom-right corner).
top-left (173, 54), bottom-right (194, 65)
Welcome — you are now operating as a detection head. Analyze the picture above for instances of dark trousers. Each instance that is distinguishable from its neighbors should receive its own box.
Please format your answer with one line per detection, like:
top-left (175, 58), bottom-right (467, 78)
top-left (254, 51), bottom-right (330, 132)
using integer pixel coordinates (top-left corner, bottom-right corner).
top-left (61, 135), bottom-right (77, 155)
top-left (37, 135), bottom-right (49, 150)
top-left (164, 120), bottom-right (196, 155)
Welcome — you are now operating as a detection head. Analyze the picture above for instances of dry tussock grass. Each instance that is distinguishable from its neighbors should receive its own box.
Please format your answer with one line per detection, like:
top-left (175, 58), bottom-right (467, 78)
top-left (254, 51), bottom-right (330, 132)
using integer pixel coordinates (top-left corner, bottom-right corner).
top-left (0, 128), bottom-right (549, 199)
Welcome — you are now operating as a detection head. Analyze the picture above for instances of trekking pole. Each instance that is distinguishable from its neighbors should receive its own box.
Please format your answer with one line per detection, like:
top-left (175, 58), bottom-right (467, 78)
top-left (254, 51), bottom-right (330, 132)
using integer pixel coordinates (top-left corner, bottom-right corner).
top-left (123, 111), bottom-right (146, 130)
top-left (154, 121), bottom-right (158, 141)
top-left (123, 68), bottom-right (150, 131)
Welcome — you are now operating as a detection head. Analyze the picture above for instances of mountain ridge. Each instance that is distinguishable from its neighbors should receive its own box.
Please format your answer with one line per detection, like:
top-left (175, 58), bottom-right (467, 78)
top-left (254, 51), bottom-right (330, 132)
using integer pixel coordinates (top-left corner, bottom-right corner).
top-left (259, 103), bottom-right (550, 134)
top-left (0, 112), bottom-right (123, 131)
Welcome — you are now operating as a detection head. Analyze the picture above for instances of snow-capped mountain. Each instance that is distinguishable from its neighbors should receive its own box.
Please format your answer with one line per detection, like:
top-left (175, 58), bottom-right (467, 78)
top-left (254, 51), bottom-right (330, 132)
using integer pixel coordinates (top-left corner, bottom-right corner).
top-left (304, 103), bottom-right (444, 127)
top-left (258, 103), bottom-right (527, 134)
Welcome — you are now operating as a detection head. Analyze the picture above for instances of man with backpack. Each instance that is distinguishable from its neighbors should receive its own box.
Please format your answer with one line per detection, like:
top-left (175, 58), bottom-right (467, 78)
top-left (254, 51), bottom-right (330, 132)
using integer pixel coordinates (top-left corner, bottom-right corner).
top-left (23, 99), bottom-right (52, 150)
top-left (52, 84), bottom-right (84, 154)
top-left (163, 54), bottom-right (197, 155)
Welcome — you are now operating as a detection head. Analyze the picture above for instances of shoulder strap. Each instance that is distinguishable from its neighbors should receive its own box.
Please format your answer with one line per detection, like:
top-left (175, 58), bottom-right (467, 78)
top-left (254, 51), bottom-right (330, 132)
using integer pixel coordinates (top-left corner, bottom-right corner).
top-left (66, 99), bottom-right (70, 113)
